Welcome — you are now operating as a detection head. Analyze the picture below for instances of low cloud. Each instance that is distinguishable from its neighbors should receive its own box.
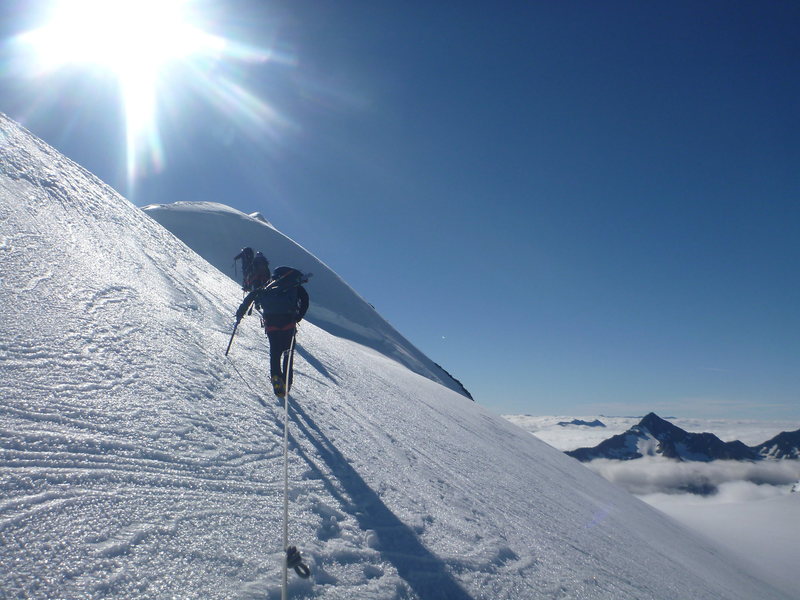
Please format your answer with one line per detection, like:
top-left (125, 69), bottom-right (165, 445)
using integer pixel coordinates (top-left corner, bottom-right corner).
top-left (585, 457), bottom-right (800, 496)
top-left (642, 479), bottom-right (789, 505)
top-left (639, 479), bottom-right (800, 597)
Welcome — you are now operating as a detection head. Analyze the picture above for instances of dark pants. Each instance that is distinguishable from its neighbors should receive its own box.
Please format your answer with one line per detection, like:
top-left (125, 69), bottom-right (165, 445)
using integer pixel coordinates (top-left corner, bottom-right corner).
top-left (265, 315), bottom-right (297, 389)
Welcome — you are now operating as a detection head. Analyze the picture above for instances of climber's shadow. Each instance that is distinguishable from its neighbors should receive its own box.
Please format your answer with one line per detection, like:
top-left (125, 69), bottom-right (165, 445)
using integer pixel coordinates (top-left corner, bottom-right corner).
top-left (286, 398), bottom-right (473, 600)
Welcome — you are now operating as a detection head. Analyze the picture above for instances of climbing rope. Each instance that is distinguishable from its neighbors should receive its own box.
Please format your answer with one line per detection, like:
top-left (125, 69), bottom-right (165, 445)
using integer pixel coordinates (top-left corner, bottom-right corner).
top-left (225, 354), bottom-right (259, 397)
top-left (225, 318), bottom-right (309, 596)
top-left (282, 332), bottom-right (310, 600)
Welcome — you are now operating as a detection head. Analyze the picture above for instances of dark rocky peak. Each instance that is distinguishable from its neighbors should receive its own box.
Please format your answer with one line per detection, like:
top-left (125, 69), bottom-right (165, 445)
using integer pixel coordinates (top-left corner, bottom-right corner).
top-left (634, 413), bottom-right (682, 437)
top-left (566, 412), bottom-right (761, 462)
top-left (753, 428), bottom-right (800, 459)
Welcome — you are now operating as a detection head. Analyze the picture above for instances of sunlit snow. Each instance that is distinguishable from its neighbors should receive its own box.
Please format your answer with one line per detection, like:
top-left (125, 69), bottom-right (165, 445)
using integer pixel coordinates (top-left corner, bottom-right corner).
top-left (0, 113), bottom-right (792, 599)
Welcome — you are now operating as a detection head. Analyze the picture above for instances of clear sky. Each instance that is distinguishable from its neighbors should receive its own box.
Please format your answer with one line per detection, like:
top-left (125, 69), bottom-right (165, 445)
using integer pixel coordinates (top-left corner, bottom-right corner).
top-left (1, 0), bottom-right (798, 419)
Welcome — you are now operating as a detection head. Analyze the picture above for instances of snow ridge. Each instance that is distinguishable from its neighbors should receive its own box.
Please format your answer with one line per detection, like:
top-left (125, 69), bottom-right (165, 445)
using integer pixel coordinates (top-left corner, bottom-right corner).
top-left (142, 200), bottom-right (472, 399)
top-left (0, 113), bottom-right (792, 599)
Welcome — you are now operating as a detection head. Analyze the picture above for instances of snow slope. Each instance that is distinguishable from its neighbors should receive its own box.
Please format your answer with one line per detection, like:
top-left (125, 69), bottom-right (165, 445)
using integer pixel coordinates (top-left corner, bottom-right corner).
top-left (0, 113), bottom-right (791, 599)
top-left (141, 201), bottom-right (470, 399)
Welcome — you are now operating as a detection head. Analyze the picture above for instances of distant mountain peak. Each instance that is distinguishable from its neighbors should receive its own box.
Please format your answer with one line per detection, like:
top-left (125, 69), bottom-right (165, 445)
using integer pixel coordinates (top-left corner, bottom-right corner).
top-left (566, 413), bottom-right (762, 463)
top-left (754, 429), bottom-right (800, 459)
top-left (557, 419), bottom-right (606, 428)
top-left (635, 412), bottom-right (679, 435)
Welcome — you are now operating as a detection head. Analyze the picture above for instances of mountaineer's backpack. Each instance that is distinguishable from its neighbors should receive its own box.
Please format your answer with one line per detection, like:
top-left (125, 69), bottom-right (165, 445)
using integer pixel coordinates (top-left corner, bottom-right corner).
top-left (249, 252), bottom-right (271, 290)
top-left (258, 266), bottom-right (304, 316)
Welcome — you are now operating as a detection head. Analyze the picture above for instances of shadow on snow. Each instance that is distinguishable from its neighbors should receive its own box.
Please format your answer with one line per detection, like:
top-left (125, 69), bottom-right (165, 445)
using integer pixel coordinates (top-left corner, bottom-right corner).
top-left (286, 397), bottom-right (473, 600)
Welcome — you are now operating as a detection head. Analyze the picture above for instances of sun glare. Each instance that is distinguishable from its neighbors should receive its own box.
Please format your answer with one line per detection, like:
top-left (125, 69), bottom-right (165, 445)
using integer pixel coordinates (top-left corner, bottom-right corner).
top-left (16, 0), bottom-right (281, 191)
top-left (30, 1), bottom-right (206, 69)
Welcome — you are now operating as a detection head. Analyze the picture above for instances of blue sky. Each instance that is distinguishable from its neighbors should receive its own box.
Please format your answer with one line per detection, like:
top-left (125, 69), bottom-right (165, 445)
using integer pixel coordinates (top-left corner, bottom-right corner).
top-left (1, 1), bottom-right (798, 418)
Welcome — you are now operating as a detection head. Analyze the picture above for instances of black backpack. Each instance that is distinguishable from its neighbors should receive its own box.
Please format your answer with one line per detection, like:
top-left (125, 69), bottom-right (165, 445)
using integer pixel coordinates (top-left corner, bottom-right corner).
top-left (258, 266), bottom-right (303, 316)
top-left (249, 252), bottom-right (271, 290)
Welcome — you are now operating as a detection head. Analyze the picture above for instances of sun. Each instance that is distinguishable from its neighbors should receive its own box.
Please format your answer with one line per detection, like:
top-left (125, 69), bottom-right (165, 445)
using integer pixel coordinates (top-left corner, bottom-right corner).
top-left (29, 0), bottom-right (210, 69)
top-left (15, 0), bottom-right (280, 191)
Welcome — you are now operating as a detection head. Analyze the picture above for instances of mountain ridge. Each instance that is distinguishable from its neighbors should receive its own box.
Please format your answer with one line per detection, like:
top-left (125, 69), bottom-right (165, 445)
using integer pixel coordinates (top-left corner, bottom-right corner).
top-left (566, 412), bottom-right (800, 462)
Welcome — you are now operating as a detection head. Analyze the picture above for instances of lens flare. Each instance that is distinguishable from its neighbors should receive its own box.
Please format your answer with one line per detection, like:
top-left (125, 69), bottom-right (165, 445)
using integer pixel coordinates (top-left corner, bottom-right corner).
top-left (12, 0), bottom-right (286, 192)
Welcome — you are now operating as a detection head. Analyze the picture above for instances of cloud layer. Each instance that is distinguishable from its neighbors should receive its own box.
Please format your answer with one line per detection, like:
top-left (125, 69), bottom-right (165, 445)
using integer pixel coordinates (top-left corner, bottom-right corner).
top-left (504, 415), bottom-right (800, 595)
top-left (640, 480), bottom-right (800, 598)
top-left (585, 456), bottom-right (800, 496)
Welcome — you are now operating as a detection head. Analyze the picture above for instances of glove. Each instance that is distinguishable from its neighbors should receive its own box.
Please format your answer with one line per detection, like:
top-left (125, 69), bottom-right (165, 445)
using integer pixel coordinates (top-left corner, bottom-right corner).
top-left (236, 305), bottom-right (247, 322)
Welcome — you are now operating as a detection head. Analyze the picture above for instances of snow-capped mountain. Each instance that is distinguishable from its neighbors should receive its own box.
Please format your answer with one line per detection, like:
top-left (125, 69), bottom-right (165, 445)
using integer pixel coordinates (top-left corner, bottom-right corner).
top-left (566, 413), bottom-right (800, 462)
top-left (1, 113), bottom-right (793, 599)
top-left (141, 201), bottom-right (472, 400)
top-left (753, 429), bottom-right (800, 459)
top-left (566, 412), bottom-right (759, 462)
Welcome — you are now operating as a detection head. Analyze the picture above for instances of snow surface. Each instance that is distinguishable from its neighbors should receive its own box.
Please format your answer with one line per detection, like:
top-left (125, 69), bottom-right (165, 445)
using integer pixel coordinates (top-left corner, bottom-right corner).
top-left (0, 113), bottom-right (793, 599)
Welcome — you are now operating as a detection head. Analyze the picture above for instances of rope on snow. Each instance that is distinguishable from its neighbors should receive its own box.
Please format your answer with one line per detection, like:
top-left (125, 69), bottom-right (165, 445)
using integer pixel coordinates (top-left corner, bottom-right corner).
top-left (282, 332), bottom-right (310, 600)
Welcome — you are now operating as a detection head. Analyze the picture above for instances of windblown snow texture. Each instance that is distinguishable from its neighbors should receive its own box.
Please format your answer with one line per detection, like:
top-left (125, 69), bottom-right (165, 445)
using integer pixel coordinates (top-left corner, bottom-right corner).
top-left (0, 113), bottom-right (792, 599)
